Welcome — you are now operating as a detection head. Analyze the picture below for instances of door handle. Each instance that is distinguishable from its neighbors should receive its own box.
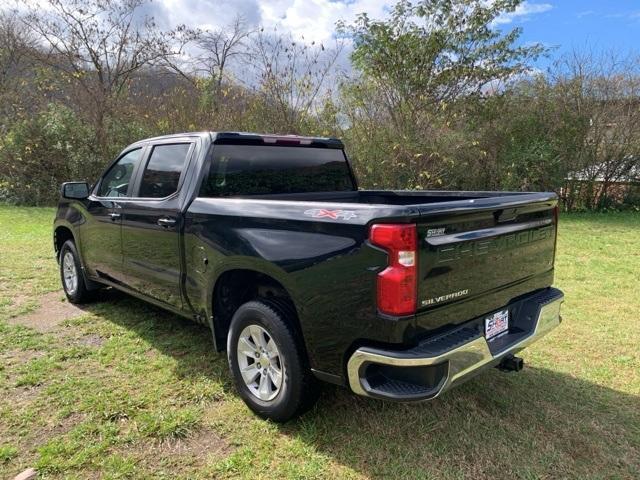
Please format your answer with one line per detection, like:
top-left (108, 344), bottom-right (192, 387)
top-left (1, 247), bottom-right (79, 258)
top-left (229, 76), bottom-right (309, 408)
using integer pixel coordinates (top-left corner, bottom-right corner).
top-left (157, 217), bottom-right (176, 227)
top-left (109, 212), bottom-right (121, 221)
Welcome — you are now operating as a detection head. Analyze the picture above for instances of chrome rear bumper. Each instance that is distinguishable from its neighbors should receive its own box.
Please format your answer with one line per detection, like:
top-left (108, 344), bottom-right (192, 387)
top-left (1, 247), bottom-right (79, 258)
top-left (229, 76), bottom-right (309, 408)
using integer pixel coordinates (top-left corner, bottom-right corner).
top-left (347, 288), bottom-right (564, 401)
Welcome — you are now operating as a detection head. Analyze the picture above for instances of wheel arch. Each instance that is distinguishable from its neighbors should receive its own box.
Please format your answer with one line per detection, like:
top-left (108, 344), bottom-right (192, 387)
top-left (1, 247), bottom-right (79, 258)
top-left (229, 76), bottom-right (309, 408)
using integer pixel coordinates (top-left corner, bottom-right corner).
top-left (209, 268), bottom-right (306, 355)
top-left (54, 222), bottom-right (101, 291)
top-left (54, 224), bottom-right (76, 261)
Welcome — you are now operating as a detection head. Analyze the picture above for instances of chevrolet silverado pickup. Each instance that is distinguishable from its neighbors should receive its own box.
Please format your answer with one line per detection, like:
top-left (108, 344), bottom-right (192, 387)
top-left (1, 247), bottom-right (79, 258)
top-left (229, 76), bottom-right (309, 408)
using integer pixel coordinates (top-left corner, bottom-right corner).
top-left (54, 131), bottom-right (564, 421)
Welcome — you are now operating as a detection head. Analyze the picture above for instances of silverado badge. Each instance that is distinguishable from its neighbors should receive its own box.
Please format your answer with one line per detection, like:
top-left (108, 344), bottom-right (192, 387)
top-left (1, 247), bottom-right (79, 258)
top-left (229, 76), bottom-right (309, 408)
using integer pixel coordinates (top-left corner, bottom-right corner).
top-left (421, 289), bottom-right (470, 306)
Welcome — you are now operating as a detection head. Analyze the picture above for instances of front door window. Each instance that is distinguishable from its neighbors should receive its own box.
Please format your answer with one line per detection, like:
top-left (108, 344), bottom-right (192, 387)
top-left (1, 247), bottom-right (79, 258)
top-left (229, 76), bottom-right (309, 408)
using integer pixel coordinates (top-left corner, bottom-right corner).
top-left (98, 148), bottom-right (142, 197)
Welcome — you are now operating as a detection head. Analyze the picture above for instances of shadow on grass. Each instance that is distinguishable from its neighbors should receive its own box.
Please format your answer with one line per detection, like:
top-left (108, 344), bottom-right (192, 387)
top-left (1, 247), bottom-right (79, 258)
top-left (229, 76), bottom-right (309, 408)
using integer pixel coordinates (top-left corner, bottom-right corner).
top-left (84, 288), bottom-right (231, 387)
top-left (87, 289), bottom-right (640, 479)
top-left (290, 369), bottom-right (640, 478)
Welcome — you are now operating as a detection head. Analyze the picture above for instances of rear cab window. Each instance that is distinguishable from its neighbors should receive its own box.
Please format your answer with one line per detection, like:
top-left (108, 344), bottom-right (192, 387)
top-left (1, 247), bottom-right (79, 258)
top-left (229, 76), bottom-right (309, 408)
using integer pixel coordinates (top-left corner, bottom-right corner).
top-left (199, 145), bottom-right (356, 197)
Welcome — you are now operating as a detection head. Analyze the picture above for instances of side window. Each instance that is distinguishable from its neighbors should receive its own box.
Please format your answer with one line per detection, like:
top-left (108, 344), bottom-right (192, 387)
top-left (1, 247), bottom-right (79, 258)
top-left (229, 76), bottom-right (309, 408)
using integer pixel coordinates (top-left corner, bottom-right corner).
top-left (138, 143), bottom-right (191, 198)
top-left (98, 148), bottom-right (142, 197)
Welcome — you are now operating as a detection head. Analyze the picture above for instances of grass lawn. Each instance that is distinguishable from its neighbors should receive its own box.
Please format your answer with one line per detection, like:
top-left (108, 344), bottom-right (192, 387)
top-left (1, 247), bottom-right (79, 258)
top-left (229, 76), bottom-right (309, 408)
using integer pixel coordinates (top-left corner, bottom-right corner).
top-left (0, 206), bottom-right (638, 479)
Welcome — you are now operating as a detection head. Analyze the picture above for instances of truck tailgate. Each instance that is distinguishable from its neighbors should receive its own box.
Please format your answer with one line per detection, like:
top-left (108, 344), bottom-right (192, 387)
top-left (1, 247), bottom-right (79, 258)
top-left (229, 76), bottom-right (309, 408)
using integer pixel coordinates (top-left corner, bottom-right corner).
top-left (416, 198), bottom-right (557, 313)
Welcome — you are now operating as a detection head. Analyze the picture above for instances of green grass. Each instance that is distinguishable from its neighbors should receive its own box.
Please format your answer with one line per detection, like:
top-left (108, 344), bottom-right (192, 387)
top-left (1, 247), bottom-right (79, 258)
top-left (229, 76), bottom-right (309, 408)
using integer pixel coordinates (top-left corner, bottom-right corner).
top-left (0, 205), bottom-right (638, 479)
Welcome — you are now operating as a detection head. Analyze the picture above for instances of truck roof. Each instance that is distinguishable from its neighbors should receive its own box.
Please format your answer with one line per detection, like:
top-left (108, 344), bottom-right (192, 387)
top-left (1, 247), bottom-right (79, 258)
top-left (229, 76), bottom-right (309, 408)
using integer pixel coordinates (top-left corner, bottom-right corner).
top-left (129, 131), bottom-right (344, 149)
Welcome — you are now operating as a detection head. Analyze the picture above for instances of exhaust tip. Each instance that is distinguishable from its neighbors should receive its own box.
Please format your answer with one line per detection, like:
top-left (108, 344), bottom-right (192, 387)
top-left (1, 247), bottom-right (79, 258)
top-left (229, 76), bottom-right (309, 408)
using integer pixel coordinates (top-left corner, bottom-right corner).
top-left (498, 355), bottom-right (524, 372)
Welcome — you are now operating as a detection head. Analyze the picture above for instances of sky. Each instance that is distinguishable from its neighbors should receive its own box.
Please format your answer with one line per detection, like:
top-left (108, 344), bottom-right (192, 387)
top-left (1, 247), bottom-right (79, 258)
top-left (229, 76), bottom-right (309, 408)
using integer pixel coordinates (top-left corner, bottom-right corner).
top-left (142, 0), bottom-right (640, 68)
top-left (507, 1), bottom-right (640, 67)
top-left (5, 0), bottom-right (639, 70)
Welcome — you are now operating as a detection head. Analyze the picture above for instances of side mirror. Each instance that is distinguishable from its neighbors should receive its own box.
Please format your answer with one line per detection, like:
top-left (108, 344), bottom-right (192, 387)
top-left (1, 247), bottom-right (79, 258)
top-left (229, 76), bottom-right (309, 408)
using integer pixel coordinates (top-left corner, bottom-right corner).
top-left (61, 182), bottom-right (90, 200)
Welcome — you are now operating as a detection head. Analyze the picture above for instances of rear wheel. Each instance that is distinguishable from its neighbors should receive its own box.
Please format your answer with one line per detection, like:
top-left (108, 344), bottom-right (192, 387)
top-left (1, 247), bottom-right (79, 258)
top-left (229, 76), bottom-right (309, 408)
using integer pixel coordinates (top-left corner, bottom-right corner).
top-left (227, 300), bottom-right (319, 422)
top-left (59, 240), bottom-right (96, 304)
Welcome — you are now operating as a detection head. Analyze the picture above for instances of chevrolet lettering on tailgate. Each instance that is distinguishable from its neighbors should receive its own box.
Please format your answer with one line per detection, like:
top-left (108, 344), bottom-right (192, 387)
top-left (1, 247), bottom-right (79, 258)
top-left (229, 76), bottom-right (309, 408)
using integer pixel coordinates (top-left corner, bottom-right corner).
top-left (436, 223), bottom-right (554, 264)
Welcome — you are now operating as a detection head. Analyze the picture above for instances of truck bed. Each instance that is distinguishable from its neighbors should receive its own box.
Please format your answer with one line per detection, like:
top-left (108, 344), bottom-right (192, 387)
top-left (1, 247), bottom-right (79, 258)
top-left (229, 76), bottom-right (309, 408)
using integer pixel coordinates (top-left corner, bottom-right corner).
top-left (188, 188), bottom-right (557, 313)
top-left (236, 189), bottom-right (514, 205)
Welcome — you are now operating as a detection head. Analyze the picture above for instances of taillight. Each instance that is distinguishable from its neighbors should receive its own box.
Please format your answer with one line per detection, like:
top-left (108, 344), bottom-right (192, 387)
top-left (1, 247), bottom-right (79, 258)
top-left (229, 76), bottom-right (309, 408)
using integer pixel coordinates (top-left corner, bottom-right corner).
top-left (369, 224), bottom-right (417, 316)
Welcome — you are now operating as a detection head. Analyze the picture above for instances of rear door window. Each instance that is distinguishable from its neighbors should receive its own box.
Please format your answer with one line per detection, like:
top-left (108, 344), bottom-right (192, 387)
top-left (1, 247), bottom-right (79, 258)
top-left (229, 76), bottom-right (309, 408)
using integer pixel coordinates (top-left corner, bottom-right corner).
top-left (199, 145), bottom-right (355, 197)
top-left (138, 143), bottom-right (192, 198)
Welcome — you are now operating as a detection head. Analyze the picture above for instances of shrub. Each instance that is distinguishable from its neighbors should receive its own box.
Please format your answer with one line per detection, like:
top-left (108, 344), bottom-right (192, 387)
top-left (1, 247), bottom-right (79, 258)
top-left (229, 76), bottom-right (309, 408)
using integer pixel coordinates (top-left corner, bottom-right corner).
top-left (0, 104), bottom-right (98, 205)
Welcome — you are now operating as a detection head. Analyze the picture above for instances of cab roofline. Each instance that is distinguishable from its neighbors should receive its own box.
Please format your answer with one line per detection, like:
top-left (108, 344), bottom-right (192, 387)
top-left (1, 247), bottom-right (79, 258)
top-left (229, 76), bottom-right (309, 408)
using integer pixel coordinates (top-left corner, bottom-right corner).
top-left (122, 131), bottom-right (343, 149)
top-left (125, 131), bottom-right (210, 149)
top-left (212, 132), bottom-right (344, 149)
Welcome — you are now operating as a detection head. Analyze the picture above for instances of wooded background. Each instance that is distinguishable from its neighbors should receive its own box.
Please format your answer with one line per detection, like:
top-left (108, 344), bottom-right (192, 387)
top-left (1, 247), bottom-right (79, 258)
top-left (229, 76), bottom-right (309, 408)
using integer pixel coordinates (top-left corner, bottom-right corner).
top-left (1, 0), bottom-right (639, 209)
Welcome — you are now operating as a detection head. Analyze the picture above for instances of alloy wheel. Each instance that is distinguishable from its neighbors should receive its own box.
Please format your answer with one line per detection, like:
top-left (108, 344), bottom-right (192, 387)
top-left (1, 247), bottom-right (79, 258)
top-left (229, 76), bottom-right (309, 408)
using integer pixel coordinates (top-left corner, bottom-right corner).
top-left (62, 251), bottom-right (78, 295)
top-left (236, 324), bottom-right (284, 401)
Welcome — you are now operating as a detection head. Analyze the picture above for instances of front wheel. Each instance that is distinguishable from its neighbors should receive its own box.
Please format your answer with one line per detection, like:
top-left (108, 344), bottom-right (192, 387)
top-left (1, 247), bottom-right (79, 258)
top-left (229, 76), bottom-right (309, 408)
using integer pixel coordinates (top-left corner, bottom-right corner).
top-left (227, 300), bottom-right (319, 422)
top-left (59, 240), bottom-right (96, 304)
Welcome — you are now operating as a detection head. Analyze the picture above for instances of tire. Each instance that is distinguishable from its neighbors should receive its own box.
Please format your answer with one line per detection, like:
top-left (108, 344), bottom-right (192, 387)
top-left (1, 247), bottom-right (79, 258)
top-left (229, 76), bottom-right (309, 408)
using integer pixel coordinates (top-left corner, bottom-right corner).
top-left (59, 240), bottom-right (97, 304)
top-left (227, 300), bottom-right (319, 422)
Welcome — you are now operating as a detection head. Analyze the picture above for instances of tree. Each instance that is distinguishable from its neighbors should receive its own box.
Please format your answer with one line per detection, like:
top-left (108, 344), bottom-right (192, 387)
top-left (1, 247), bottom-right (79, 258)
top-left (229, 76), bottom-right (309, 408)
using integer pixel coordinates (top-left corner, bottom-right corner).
top-left (251, 29), bottom-right (342, 133)
top-left (550, 49), bottom-right (640, 209)
top-left (338, 0), bottom-right (547, 190)
top-left (23, 0), bottom-right (170, 152)
top-left (0, 10), bottom-right (36, 121)
top-left (196, 16), bottom-right (254, 113)
top-left (156, 16), bottom-right (255, 122)
top-left (341, 0), bottom-right (545, 123)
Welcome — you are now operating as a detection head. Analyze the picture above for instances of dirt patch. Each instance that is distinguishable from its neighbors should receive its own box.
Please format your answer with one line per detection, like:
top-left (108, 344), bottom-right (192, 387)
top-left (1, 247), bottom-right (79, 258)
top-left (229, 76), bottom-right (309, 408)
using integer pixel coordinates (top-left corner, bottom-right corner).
top-left (47, 412), bottom-right (87, 437)
top-left (154, 429), bottom-right (232, 457)
top-left (0, 348), bottom-right (45, 365)
top-left (7, 291), bottom-right (87, 333)
top-left (7, 293), bottom-right (29, 310)
top-left (0, 411), bottom-right (87, 479)
top-left (1, 350), bottom-right (46, 405)
top-left (115, 428), bottom-right (234, 472)
top-left (6, 384), bottom-right (43, 405)
top-left (68, 333), bottom-right (105, 348)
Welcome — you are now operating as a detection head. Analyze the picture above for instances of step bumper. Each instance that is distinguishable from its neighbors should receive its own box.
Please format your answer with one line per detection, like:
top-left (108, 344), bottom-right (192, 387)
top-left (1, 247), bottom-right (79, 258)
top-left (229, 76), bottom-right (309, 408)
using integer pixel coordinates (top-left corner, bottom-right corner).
top-left (347, 288), bottom-right (564, 401)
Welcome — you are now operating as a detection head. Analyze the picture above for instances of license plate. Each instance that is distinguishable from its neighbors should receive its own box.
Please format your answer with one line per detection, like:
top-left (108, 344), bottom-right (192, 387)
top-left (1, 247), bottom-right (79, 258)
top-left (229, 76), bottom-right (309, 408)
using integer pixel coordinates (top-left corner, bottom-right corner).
top-left (485, 310), bottom-right (509, 340)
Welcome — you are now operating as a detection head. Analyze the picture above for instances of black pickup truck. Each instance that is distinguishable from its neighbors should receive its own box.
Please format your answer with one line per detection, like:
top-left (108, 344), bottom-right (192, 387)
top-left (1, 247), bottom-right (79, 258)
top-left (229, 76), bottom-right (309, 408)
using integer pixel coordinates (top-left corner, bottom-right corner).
top-left (54, 132), bottom-right (563, 421)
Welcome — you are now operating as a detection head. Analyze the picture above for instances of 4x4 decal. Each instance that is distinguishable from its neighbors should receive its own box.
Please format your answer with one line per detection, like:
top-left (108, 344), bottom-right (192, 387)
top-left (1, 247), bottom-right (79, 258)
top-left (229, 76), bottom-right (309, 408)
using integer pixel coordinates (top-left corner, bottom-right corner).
top-left (303, 208), bottom-right (358, 220)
